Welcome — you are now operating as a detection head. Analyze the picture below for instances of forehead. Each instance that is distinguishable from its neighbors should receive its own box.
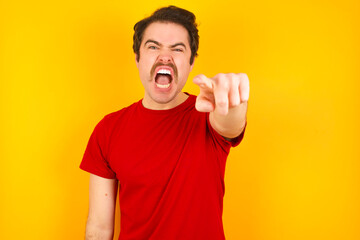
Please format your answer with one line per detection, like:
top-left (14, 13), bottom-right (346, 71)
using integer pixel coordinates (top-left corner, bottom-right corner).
top-left (142, 22), bottom-right (190, 46)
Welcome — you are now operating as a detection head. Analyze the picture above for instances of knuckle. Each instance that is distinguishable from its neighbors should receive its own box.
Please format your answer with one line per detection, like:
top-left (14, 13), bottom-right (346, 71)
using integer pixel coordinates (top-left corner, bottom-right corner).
top-left (231, 97), bottom-right (240, 106)
top-left (229, 73), bottom-right (237, 79)
top-left (217, 81), bottom-right (229, 91)
top-left (239, 73), bottom-right (249, 81)
top-left (214, 73), bottom-right (246, 91)
top-left (215, 73), bottom-right (225, 78)
top-left (233, 102), bottom-right (240, 107)
top-left (214, 73), bottom-right (226, 82)
top-left (216, 99), bottom-right (228, 107)
top-left (230, 76), bottom-right (239, 86)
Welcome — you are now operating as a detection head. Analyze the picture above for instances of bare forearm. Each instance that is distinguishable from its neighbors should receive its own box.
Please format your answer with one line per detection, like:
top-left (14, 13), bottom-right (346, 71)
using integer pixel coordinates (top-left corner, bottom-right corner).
top-left (85, 222), bottom-right (114, 240)
top-left (86, 175), bottom-right (118, 240)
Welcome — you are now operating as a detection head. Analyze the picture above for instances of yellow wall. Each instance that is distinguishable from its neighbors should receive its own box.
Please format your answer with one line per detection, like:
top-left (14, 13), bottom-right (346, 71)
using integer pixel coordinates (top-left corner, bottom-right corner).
top-left (1, 0), bottom-right (359, 239)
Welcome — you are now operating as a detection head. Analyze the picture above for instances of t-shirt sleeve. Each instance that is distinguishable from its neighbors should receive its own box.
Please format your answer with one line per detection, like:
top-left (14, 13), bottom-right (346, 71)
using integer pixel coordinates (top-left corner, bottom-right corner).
top-left (206, 112), bottom-right (246, 150)
top-left (80, 117), bottom-right (116, 179)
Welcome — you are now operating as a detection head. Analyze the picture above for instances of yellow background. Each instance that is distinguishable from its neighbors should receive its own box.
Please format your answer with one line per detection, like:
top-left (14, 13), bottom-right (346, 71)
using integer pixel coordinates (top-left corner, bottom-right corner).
top-left (1, 0), bottom-right (359, 239)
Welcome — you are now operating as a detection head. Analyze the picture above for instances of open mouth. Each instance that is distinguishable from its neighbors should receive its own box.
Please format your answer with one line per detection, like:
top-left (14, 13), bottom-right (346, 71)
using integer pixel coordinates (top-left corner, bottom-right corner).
top-left (155, 68), bottom-right (173, 89)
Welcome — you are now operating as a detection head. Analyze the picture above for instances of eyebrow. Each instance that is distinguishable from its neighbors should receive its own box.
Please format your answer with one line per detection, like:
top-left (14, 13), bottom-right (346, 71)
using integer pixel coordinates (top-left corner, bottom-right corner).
top-left (144, 39), bottom-right (161, 46)
top-left (170, 42), bottom-right (186, 49)
top-left (144, 39), bottom-right (187, 49)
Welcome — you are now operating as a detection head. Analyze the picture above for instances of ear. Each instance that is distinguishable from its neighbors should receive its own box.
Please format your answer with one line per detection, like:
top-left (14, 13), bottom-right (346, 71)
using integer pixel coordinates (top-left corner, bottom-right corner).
top-left (135, 54), bottom-right (139, 68)
top-left (190, 59), bottom-right (195, 71)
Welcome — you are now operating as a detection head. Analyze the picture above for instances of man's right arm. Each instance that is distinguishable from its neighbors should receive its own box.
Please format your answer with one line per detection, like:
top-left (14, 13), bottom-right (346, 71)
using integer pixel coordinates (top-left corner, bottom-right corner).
top-left (85, 174), bottom-right (118, 240)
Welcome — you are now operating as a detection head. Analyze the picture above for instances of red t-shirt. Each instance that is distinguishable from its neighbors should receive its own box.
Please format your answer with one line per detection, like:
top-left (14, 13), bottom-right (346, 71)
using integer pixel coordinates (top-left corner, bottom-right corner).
top-left (80, 94), bottom-right (245, 240)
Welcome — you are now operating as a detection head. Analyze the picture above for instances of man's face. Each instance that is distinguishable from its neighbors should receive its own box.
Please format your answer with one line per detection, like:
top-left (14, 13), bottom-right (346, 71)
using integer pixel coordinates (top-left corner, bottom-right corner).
top-left (135, 22), bottom-right (194, 109)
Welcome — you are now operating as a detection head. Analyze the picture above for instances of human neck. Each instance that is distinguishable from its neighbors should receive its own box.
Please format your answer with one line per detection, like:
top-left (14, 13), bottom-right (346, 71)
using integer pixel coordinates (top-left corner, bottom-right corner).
top-left (142, 92), bottom-right (189, 110)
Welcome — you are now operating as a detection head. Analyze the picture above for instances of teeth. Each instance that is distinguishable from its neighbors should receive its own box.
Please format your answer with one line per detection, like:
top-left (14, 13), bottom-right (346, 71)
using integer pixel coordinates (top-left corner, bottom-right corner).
top-left (156, 83), bottom-right (170, 88)
top-left (157, 69), bottom-right (171, 75)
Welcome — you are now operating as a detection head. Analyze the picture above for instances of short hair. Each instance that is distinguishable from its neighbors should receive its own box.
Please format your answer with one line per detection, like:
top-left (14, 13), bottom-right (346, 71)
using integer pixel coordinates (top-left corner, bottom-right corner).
top-left (133, 5), bottom-right (199, 65)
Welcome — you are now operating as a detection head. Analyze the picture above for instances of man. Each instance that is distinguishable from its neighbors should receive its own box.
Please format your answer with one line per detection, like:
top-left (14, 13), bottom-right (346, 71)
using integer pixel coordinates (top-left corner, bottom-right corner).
top-left (80, 5), bottom-right (249, 240)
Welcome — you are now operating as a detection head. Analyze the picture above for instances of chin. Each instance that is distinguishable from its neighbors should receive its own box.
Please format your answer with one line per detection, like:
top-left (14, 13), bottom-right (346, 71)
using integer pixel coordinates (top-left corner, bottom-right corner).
top-left (151, 93), bottom-right (177, 104)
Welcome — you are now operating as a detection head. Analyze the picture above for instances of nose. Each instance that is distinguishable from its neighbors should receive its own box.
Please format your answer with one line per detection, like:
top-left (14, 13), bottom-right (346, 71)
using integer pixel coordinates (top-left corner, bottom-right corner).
top-left (157, 51), bottom-right (173, 64)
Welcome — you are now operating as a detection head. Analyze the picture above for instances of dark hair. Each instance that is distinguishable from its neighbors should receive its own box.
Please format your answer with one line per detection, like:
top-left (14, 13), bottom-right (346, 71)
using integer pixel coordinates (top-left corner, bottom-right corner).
top-left (133, 5), bottom-right (199, 65)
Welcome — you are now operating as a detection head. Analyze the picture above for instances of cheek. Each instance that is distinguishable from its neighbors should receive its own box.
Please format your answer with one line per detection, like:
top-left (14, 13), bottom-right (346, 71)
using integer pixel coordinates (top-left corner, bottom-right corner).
top-left (139, 59), bottom-right (152, 73)
top-left (177, 62), bottom-right (192, 76)
top-left (176, 54), bottom-right (192, 70)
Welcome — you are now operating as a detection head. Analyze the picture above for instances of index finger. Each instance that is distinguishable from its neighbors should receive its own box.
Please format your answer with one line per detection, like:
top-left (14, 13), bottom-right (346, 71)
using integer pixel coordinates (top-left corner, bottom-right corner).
top-left (193, 74), bottom-right (214, 92)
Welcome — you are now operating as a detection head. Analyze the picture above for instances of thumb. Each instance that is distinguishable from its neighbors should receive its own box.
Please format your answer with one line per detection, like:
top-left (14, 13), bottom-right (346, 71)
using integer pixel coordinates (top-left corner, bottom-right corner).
top-left (193, 74), bottom-right (215, 112)
top-left (195, 94), bottom-right (215, 112)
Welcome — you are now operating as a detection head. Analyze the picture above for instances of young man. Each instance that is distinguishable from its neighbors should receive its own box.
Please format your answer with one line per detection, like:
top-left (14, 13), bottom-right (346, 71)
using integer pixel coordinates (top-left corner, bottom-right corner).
top-left (80, 5), bottom-right (249, 240)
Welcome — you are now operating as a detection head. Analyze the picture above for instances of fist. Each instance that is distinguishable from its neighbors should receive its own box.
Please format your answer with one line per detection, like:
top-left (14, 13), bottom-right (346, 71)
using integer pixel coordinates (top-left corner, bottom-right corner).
top-left (193, 73), bottom-right (250, 115)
